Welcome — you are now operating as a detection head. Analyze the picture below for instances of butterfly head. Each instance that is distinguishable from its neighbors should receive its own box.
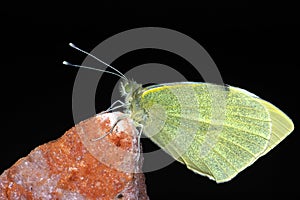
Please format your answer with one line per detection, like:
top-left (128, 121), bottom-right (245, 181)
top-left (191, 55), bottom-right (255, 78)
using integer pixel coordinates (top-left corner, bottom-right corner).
top-left (120, 80), bottom-right (143, 103)
top-left (120, 80), bottom-right (146, 122)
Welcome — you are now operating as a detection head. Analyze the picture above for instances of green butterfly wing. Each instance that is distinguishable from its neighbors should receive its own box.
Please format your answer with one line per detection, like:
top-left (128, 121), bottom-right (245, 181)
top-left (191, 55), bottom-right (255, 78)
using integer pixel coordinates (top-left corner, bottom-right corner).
top-left (254, 97), bottom-right (294, 156)
top-left (139, 82), bottom-right (294, 183)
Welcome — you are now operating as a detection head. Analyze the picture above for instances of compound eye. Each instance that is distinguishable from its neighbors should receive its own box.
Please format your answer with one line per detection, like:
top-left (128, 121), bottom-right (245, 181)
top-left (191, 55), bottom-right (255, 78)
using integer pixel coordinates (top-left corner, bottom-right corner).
top-left (125, 83), bottom-right (132, 93)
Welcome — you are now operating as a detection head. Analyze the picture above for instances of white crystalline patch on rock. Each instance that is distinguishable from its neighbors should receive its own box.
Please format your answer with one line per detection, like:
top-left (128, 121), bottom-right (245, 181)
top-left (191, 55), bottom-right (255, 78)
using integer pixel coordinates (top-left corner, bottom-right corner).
top-left (116, 118), bottom-right (133, 134)
top-left (101, 112), bottom-right (137, 147)
top-left (80, 112), bottom-right (139, 173)
top-left (96, 112), bottom-right (132, 133)
top-left (12, 150), bottom-right (60, 200)
top-left (56, 188), bottom-right (85, 200)
top-left (0, 170), bottom-right (9, 199)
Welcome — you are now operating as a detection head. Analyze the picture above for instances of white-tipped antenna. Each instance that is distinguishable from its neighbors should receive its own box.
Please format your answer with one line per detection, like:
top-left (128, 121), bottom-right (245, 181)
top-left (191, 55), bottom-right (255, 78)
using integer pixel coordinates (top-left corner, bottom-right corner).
top-left (68, 43), bottom-right (127, 81)
top-left (63, 61), bottom-right (127, 81)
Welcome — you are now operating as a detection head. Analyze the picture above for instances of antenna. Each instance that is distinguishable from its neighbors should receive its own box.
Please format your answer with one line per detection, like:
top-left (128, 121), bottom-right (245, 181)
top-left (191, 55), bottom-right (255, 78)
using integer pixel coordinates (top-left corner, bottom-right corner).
top-left (62, 61), bottom-right (127, 81)
top-left (68, 43), bottom-right (127, 80)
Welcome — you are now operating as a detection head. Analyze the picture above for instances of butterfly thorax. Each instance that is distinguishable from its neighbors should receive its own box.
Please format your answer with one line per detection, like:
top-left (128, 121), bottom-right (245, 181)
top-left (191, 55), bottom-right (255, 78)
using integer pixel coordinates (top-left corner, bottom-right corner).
top-left (120, 80), bottom-right (147, 125)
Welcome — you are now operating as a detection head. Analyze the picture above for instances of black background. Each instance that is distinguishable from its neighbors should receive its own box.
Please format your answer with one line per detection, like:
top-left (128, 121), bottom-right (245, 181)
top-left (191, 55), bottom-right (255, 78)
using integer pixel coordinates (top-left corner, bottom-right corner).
top-left (1, 2), bottom-right (299, 199)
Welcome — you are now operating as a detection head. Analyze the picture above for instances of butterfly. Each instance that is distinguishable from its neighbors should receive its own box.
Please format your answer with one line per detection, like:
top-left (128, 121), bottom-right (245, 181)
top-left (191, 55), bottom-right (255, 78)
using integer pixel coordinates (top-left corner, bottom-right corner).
top-left (64, 43), bottom-right (294, 183)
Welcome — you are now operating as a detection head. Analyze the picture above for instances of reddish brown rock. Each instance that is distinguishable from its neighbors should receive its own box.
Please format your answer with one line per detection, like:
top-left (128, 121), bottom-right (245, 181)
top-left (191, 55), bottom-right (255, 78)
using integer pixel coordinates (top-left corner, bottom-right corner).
top-left (0, 112), bottom-right (149, 200)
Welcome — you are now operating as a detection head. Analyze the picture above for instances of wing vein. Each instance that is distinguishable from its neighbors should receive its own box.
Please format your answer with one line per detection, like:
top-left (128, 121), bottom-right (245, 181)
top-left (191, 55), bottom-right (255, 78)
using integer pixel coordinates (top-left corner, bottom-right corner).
top-left (167, 114), bottom-right (270, 140)
top-left (218, 136), bottom-right (258, 158)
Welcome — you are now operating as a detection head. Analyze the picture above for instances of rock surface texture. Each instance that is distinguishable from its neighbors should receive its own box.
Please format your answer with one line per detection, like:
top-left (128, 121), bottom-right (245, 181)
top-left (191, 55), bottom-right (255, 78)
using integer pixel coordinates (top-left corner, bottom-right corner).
top-left (0, 112), bottom-right (149, 200)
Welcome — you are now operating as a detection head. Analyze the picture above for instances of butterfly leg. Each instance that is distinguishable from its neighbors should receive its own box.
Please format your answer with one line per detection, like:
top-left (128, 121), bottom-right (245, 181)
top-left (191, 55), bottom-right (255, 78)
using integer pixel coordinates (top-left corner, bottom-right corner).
top-left (134, 123), bottom-right (144, 163)
top-left (100, 100), bottom-right (126, 114)
top-left (90, 114), bottom-right (129, 142)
